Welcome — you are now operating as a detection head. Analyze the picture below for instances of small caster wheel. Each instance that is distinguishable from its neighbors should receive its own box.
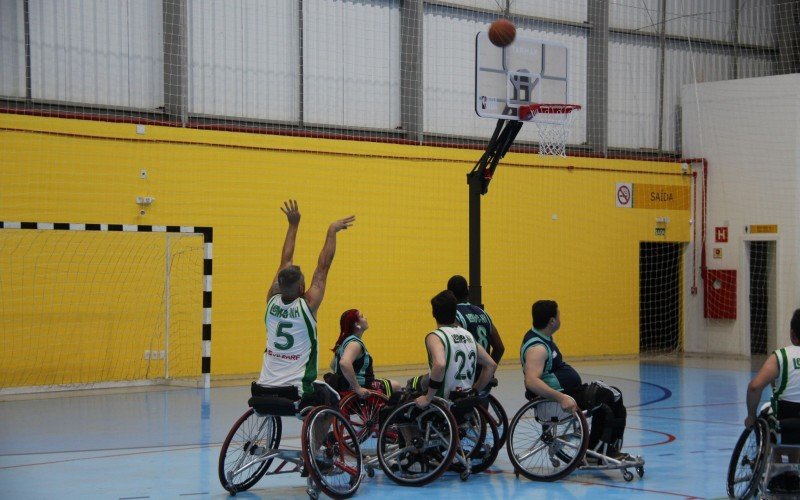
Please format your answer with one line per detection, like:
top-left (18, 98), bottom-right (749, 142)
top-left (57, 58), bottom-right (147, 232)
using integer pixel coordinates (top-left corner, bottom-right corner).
top-left (307, 488), bottom-right (319, 500)
top-left (366, 466), bottom-right (375, 478)
top-left (622, 469), bottom-right (634, 482)
top-left (460, 470), bottom-right (470, 481)
top-left (636, 465), bottom-right (645, 478)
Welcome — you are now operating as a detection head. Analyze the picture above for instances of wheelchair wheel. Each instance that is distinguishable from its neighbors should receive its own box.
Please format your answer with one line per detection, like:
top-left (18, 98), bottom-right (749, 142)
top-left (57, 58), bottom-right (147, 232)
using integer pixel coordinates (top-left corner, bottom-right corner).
top-left (338, 391), bottom-right (389, 452)
top-left (451, 405), bottom-right (501, 474)
top-left (302, 406), bottom-right (363, 499)
top-left (218, 408), bottom-right (282, 494)
top-left (506, 398), bottom-right (589, 481)
top-left (377, 400), bottom-right (458, 486)
top-left (726, 418), bottom-right (769, 499)
top-left (486, 394), bottom-right (509, 448)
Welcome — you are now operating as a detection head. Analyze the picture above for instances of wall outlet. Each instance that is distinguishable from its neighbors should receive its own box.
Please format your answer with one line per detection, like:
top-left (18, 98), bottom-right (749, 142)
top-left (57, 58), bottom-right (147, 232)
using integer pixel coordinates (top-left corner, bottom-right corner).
top-left (157, 350), bottom-right (165, 359)
top-left (143, 350), bottom-right (151, 360)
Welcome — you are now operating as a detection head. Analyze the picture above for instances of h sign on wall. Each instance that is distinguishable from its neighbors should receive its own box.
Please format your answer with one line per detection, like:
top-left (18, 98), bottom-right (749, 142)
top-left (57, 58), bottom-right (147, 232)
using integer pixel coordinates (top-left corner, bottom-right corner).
top-left (715, 227), bottom-right (728, 243)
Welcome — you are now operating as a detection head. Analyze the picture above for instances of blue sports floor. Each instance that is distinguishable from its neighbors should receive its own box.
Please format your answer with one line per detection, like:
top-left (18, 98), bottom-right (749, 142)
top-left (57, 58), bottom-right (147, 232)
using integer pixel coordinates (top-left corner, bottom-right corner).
top-left (0, 357), bottom-right (759, 499)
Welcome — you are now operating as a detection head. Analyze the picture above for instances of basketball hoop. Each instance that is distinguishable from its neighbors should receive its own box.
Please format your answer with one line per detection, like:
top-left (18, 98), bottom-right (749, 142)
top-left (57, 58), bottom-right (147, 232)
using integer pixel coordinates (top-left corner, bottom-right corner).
top-left (519, 104), bottom-right (581, 157)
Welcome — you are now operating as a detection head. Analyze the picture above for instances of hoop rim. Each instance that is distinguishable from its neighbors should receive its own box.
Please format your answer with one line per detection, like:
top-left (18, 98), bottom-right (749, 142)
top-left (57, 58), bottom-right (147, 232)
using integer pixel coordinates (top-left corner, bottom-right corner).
top-left (518, 103), bottom-right (581, 121)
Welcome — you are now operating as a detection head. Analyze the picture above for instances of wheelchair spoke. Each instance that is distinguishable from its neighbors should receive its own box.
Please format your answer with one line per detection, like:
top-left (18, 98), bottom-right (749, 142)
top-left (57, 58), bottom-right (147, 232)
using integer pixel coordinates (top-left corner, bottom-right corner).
top-left (516, 441), bottom-right (549, 462)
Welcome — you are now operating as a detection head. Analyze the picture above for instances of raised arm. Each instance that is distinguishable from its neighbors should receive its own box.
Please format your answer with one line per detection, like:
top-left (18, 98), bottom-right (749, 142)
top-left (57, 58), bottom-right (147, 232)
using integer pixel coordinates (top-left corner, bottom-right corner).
top-left (304, 215), bottom-right (355, 312)
top-left (267, 200), bottom-right (301, 298)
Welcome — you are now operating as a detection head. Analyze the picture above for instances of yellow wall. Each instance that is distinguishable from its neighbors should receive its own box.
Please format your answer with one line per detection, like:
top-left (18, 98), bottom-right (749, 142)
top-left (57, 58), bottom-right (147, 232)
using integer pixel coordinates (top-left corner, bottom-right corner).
top-left (0, 113), bottom-right (691, 386)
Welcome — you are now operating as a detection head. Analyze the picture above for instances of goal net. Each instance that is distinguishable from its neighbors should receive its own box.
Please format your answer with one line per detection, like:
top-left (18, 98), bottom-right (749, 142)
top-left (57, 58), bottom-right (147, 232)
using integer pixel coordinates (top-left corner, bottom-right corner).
top-left (0, 226), bottom-right (205, 393)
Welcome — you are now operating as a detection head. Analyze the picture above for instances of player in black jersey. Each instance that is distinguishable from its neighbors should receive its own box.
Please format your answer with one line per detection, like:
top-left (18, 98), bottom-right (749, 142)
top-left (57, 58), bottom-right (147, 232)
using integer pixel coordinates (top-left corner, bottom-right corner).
top-left (447, 275), bottom-right (504, 364)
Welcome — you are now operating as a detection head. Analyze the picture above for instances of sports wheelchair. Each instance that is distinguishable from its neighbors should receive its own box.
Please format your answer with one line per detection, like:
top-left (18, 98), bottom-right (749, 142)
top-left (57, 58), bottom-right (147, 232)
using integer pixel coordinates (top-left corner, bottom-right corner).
top-left (727, 407), bottom-right (800, 499)
top-left (507, 396), bottom-right (645, 482)
top-left (373, 389), bottom-right (502, 486)
top-left (218, 380), bottom-right (363, 499)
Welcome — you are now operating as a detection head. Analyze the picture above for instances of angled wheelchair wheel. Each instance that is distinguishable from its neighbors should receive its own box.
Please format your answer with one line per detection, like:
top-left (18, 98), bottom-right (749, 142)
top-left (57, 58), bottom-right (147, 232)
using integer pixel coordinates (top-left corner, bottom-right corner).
top-left (302, 406), bottom-right (363, 499)
top-left (452, 405), bottom-right (501, 475)
top-left (377, 400), bottom-right (458, 486)
top-left (218, 408), bottom-right (282, 494)
top-left (338, 391), bottom-right (389, 452)
top-left (506, 398), bottom-right (589, 482)
top-left (486, 394), bottom-right (509, 448)
top-left (726, 418), bottom-right (769, 499)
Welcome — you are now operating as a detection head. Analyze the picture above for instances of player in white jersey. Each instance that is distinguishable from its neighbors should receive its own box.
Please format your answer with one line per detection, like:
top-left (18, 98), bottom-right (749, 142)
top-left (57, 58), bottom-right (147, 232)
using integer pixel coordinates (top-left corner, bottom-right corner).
top-left (414, 290), bottom-right (497, 408)
top-left (256, 199), bottom-right (355, 398)
top-left (745, 308), bottom-right (800, 427)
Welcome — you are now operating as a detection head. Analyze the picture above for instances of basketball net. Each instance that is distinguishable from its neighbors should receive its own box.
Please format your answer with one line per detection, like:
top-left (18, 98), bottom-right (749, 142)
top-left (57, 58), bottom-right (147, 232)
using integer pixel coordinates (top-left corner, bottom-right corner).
top-left (519, 104), bottom-right (581, 157)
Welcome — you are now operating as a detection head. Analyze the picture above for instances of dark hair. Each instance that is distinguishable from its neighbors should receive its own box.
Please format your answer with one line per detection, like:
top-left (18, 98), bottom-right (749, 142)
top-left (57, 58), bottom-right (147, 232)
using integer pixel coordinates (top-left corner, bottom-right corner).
top-left (447, 275), bottom-right (469, 302)
top-left (792, 308), bottom-right (800, 336)
top-left (431, 290), bottom-right (457, 325)
top-left (532, 300), bottom-right (558, 330)
top-left (277, 265), bottom-right (303, 295)
top-left (332, 309), bottom-right (360, 353)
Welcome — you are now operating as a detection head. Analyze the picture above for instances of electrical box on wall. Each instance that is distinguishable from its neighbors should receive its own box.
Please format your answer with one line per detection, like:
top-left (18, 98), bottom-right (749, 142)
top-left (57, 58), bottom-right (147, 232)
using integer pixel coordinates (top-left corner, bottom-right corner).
top-left (704, 269), bottom-right (737, 319)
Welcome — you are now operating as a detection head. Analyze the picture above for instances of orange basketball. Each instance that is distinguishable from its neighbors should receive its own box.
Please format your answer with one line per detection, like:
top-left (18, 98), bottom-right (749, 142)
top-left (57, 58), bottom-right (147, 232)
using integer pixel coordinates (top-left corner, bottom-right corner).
top-left (488, 18), bottom-right (516, 47)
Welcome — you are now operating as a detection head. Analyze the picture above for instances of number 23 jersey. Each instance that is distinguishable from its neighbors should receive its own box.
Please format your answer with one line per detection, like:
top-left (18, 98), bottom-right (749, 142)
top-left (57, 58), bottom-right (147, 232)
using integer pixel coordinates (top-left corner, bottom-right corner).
top-left (257, 294), bottom-right (318, 395)
top-left (428, 326), bottom-right (477, 397)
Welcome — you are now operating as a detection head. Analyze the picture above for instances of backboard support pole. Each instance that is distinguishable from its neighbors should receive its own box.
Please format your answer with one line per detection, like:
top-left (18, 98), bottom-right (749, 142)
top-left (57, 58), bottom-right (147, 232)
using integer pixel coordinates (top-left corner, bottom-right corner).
top-left (467, 118), bottom-right (523, 308)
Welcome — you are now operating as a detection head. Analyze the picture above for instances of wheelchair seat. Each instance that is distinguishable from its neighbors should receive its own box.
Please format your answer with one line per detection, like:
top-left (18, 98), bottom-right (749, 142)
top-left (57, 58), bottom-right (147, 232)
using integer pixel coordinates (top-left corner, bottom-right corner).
top-left (248, 381), bottom-right (340, 417)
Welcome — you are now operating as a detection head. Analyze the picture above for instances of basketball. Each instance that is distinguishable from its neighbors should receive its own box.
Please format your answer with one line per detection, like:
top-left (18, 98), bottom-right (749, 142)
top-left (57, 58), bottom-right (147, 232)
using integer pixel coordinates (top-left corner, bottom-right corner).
top-left (488, 18), bottom-right (516, 47)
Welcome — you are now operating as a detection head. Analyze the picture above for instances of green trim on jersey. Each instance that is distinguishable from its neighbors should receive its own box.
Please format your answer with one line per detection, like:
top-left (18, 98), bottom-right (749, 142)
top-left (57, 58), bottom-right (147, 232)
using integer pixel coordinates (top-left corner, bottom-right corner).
top-left (774, 349), bottom-right (790, 399)
top-left (428, 329), bottom-right (451, 398)
top-left (299, 301), bottom-right (318, 396)
top-left (520, 330), bottom-right (562, 392)
top-left (263, 295), bottom-right (278, 351)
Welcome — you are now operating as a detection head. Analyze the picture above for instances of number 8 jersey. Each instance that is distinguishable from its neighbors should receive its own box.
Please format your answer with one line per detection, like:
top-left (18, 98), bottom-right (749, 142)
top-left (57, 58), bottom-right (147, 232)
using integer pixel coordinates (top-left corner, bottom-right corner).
top-left (428, 326), bottom-right (477, 397)
top-left (257, 294), bottom-right (318, 396)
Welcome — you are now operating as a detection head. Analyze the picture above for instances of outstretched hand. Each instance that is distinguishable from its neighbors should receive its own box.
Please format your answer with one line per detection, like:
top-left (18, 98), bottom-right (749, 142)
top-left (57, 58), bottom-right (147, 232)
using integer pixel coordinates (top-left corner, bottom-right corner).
top-left (281, 200), bottom-right (300, 226)
top-left (329, 215), bottom-right (356, 233)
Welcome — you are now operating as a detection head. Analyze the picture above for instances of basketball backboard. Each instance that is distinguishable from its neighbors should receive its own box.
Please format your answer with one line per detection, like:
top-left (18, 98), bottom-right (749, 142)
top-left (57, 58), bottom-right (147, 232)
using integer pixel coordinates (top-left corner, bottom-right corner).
top-left (475, 32), bottom-right (570, 121)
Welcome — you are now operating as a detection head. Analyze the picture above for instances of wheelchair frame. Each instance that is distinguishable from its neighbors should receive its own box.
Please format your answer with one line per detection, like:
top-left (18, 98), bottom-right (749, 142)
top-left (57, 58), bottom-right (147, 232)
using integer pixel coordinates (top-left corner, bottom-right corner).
top-left (507, 397), bottom-right (644, 482)
top-left (370, 393), bottom-right (501, 486)
top-left (727, 414), bottom-right (800, 499)
top-left (218, 381), bottom-right (363, 499)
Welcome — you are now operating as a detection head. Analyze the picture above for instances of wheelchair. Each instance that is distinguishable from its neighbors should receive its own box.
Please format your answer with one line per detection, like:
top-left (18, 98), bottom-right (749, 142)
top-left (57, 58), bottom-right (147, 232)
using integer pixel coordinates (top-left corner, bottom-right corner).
top-left (337, 387), bottom-right (393, 478)
top-left (218, 380), bottom-right (363, 499)
top-left (374, 389), bottom-right (501, 486)
top-left (507, 396), bottom-right (645, 482)
top-left (726, 408), bottom-right (800, 499)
